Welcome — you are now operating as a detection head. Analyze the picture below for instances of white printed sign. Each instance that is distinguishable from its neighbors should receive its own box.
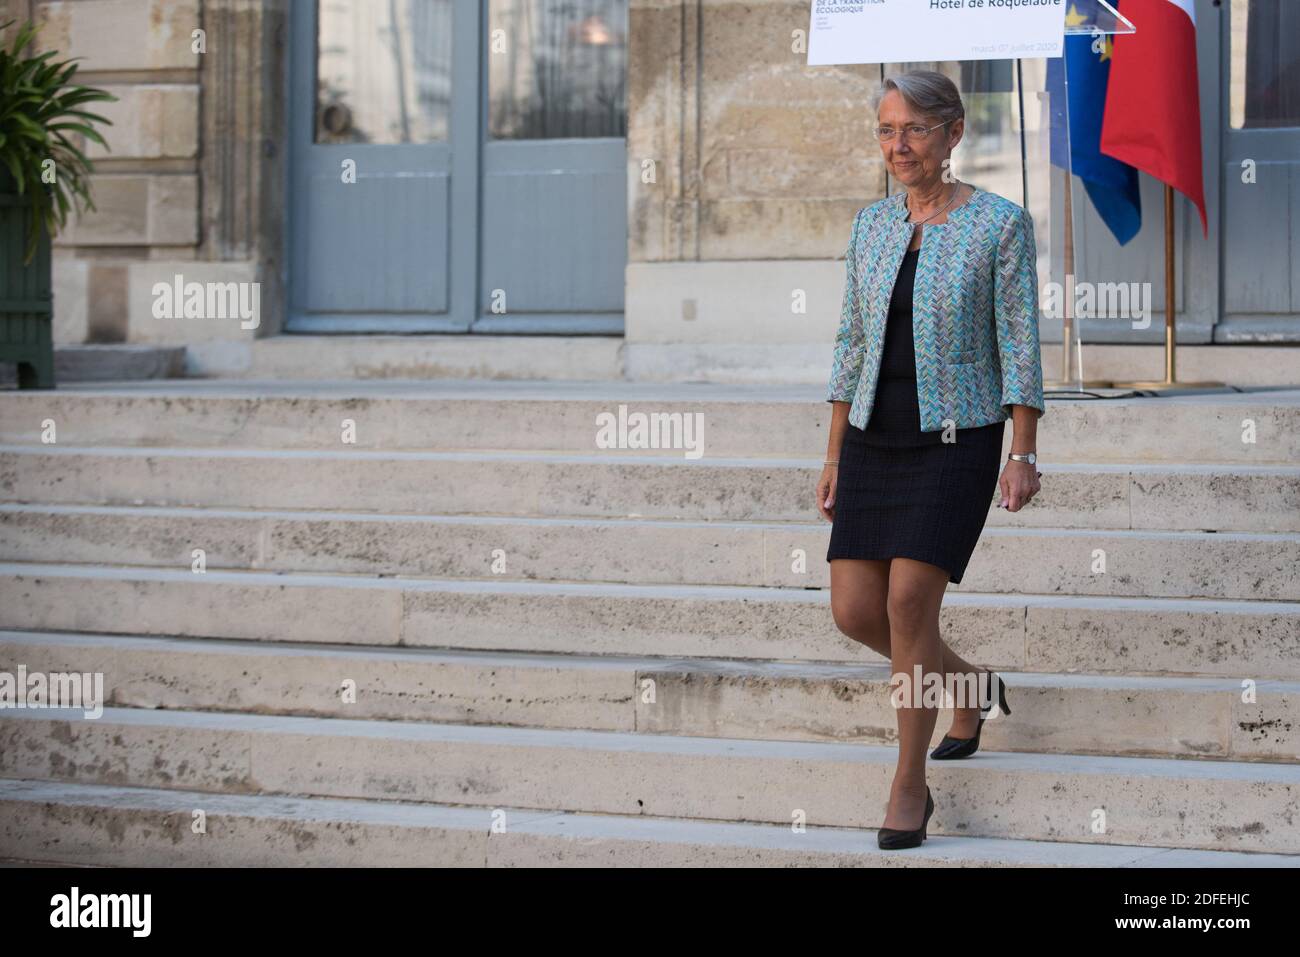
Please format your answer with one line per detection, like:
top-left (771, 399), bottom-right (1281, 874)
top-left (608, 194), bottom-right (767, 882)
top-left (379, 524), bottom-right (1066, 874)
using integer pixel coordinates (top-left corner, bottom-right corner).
top-left (807, 0), bottom-right (1065, 65)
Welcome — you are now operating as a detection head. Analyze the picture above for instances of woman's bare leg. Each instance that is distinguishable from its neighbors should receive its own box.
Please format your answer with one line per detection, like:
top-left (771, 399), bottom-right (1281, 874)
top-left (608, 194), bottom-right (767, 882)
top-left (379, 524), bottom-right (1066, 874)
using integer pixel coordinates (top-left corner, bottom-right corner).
top-left (830, 557), bottom-right (987, 741)
top-left (881, 557), bottom-right (950, 831)
top-left (828, 558), bottom-right (892, 656)
top-left (940, 643), bottom-right (989, 739)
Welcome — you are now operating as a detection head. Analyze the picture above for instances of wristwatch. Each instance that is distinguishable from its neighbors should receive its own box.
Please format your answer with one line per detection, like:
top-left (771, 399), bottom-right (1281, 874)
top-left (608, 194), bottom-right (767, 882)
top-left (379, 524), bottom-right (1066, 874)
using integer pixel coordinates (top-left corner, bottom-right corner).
top-left (1007, 451), bottom-right (1037, 465)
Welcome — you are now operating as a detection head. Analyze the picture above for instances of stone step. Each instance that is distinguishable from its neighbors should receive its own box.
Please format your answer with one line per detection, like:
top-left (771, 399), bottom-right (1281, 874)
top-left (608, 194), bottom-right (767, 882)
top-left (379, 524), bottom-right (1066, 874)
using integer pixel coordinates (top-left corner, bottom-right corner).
top-left (0, 345), bottom-right (185, 387)
top-left (1, 778), bottom-right (1293, 867)
top-left (2, 380), bottom-right (1297, 464)
top-left (3, 563), bottom-right (1295, 678)
top-left (0, 858), bottom-right (99, 868)
top-left (1, 503), bottom-right (1295, 601)
top-left (2, 706), bottom-right (1297, 853)
top-left (3, 630), bottom-right (1295, 762)
top-left (247, 335), bottom-right (626, 383)
top-left (3, 446), bottom-right (1296, 532)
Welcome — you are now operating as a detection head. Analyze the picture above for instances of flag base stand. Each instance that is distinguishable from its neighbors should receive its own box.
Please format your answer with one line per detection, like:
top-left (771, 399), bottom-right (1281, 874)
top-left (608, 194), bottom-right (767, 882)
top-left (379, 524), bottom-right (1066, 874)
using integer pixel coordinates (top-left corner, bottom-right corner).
top-left (1043, 324), bottom-right (1112, 389)
top-left (1111, 340), bottom-right (1226, 389)
top-left (1112, 300), bottom-right (1222, 390)
top-left (1112, 380), bottom-right (1225, 389)
top-left (1045, 379), bottom-right (1115, 388)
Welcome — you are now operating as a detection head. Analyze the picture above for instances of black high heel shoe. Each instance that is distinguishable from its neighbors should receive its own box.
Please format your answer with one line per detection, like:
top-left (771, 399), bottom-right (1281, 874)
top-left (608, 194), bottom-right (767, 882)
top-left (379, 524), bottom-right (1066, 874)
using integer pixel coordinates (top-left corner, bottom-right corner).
top-left (930, 670), bottom-right (1011, 760)
top-left (877, 785), bottom-right (933, 850)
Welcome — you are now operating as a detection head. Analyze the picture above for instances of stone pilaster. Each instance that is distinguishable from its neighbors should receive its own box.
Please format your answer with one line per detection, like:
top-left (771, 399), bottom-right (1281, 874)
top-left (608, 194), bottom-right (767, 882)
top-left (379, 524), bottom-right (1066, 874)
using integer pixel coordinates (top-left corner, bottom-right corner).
top-left (198, 0), bottom-right (290, 336)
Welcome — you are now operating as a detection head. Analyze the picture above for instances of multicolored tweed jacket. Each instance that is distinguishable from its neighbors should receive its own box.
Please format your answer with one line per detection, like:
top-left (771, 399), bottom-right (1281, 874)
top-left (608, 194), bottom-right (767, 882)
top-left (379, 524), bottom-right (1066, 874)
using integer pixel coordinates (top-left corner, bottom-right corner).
top-left (826, 186), bottom-right (1046, 432)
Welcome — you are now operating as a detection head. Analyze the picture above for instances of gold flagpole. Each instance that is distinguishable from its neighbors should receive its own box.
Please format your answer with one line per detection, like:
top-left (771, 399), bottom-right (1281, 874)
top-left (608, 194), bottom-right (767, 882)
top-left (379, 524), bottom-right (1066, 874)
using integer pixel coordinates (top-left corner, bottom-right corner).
top-left (1112, 185), bottom-right (1221, 389)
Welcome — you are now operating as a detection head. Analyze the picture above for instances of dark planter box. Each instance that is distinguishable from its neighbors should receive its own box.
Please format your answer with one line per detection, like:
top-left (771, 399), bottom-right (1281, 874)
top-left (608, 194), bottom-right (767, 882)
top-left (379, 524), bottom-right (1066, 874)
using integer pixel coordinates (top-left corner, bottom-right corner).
top-left (0, 166), bottom-right (55, 388)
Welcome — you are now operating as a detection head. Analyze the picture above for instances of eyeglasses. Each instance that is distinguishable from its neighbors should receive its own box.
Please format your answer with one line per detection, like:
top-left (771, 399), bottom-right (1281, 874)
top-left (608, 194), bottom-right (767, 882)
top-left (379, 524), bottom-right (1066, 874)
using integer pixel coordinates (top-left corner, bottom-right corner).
top-left (872, 121), bottom-right (950, 142)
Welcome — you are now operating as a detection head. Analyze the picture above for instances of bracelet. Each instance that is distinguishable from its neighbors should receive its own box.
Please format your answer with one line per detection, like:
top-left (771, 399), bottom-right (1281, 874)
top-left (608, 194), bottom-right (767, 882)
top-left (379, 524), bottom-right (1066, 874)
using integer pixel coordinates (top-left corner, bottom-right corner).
top-left (824, 460), bottom-right (839, 466)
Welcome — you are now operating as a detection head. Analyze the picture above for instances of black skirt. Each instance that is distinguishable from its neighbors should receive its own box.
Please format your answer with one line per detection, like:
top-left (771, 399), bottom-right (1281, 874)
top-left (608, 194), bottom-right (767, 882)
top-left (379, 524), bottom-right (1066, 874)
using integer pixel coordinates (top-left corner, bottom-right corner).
top-left (826, 247), bottom-right (1005, 584)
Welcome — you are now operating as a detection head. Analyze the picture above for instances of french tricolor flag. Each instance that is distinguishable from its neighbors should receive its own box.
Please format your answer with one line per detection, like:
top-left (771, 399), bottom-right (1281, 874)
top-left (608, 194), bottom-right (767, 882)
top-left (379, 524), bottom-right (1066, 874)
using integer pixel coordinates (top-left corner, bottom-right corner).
top-left (1100, 0), bottom-right (1209, 237)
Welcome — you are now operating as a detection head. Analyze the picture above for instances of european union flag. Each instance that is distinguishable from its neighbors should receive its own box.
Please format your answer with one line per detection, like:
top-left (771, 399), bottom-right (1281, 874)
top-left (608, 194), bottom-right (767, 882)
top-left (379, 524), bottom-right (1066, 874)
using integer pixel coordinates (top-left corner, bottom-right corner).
top-left (1047, 32), bottom-right (1142, 246)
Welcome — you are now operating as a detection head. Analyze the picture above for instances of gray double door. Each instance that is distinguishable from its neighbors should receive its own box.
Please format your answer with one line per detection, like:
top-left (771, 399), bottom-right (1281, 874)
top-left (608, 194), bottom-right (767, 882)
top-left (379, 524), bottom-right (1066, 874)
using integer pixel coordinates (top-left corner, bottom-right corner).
top-left (287, 0), bottom-right (627, 334)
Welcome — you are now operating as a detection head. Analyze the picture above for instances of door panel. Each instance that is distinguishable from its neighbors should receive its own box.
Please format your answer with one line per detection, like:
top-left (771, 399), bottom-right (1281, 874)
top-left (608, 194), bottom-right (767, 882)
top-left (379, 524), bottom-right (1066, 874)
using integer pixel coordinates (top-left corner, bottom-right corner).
top-left (302, 171), bottom-right (450, 314)
top-left (288, 0), bottom-right (477, 333)
top-left (1219, 0), bottom-right (1300, 340)
top-left (478, 140), bottom-right (626, 332)
top-left (477, 0), bottom-right (628, 333)
top-left (287, 0), bottom-right (628, 335)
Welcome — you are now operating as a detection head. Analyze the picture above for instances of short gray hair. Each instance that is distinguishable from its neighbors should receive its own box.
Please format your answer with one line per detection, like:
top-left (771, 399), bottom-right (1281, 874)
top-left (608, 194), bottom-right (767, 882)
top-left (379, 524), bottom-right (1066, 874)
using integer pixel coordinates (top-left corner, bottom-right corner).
top-left (872, 70), bottom-right (965, 126)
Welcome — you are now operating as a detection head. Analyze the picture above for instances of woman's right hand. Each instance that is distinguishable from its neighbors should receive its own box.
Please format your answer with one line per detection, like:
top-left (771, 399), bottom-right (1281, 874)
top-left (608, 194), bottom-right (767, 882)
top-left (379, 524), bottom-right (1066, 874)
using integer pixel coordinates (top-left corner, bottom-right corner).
top-left (817, 464), bottom-right (838, 521)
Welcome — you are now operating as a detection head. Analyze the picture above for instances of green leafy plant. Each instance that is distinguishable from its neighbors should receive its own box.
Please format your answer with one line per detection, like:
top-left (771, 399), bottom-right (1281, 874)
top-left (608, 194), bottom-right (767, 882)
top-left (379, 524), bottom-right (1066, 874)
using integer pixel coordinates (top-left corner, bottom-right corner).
top-left (0, 18), bottom-right (116, 264)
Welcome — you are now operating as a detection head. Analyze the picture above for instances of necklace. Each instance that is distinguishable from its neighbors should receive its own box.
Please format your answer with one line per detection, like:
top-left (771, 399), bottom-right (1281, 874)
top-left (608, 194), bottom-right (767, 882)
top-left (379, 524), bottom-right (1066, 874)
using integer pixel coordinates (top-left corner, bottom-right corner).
top-left (906, 180), bottom-right (962, 226)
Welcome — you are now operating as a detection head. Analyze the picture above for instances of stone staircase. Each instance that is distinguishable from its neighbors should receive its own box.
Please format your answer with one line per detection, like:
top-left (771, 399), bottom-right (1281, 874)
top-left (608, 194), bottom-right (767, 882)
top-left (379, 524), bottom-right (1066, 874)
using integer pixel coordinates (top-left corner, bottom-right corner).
top-left (0, 380), bottom-right (1298, 867)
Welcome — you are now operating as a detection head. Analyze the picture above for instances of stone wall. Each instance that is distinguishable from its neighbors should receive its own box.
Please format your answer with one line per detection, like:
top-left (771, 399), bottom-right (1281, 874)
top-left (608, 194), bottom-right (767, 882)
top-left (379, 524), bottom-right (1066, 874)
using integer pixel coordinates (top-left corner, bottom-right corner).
top-left (7, 0), bottom-right (287, 374)
top-left (628, 0), bottom-right (898, 264)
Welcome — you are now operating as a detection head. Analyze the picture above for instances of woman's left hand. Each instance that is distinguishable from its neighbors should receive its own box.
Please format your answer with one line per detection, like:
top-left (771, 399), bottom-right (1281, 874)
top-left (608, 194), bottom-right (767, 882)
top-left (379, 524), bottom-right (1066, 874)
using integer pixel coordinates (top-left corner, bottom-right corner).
top-left (998, 460), bottom-right (1041, 512)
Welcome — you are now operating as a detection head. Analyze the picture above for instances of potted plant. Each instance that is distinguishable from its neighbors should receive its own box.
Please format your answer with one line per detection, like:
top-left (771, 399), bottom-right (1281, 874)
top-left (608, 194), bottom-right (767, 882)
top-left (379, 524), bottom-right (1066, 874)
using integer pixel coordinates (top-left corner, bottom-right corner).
top-left (0, 17), bottom-right (114, 388)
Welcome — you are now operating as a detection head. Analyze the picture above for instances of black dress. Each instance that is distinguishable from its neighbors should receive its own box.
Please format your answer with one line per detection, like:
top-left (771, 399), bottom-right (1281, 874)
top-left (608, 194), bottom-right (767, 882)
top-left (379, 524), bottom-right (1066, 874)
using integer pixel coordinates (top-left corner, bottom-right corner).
top-left (825, 246), bottom-right (1005, 584)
